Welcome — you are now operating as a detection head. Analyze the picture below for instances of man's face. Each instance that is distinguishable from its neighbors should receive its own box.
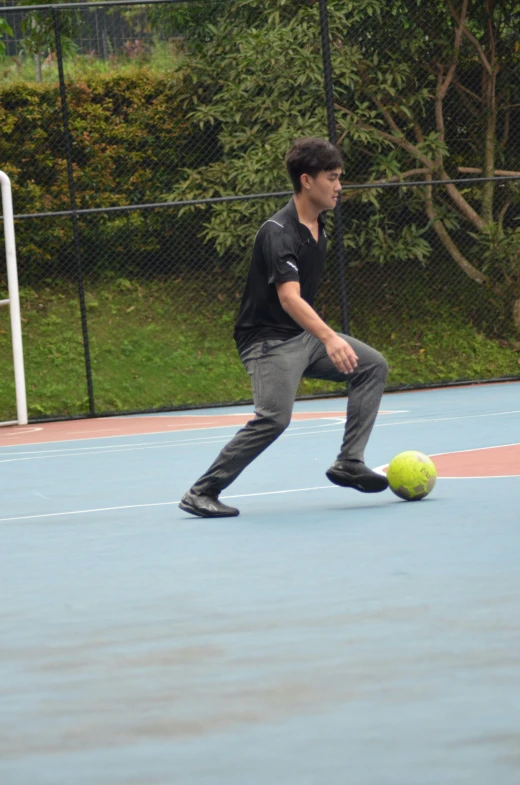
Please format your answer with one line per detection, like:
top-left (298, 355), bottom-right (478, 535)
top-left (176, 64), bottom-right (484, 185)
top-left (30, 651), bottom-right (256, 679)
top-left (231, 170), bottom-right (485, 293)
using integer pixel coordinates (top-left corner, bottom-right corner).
top-left (302, 168), bottom-right (342, 211)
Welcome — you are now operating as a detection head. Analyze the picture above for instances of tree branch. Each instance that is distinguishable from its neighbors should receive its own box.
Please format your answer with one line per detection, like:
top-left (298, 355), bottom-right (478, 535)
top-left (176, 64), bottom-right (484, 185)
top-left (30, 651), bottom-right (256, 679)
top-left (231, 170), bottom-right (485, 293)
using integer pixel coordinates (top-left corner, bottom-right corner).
top-left (370, 96), bottom-right (405, 137)
top-left (447, 0), bottom-right (493, 75)
top-left (451, 76), bottom-right (482, 104)
top-left (500, 108), bottom-right (510, 150)
top-left (413, 124), bottom-right (425, 144)
top-left (440, 167), bottom-right (487, 230)
top-left (435, 0), bottom-right (468, 167)
top-left (437, 0), bottom-right (467, 103)
top-left (435, 71), bottom-right (446, 150)
top-left (486, 0), bottom-right (496, 71)
top-left (423, 175), bottom-right (488, 285)
top-left (482, 68), bottom-right (498, 221)
top-left (457, 167), bottom-right (520, 176)
top-left (356, 65), bottom-right (434, 162)
top-left (337, 97), bottom-right (487, 230)
top-left (340, 169), bottom-right (430, 200)
top-left (498, 200), bottom-right (512, 227)
top-left (453, 83), bottom-right (481, 119)
top-left (334, 102), bottom-right (436, 169)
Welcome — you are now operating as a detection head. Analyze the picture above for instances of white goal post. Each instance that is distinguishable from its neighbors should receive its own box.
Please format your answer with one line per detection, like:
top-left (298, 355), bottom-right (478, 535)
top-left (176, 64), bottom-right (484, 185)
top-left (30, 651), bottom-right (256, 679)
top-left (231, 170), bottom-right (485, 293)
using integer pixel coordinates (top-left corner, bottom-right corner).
top-left (1, 170), bottom-right (28, 426)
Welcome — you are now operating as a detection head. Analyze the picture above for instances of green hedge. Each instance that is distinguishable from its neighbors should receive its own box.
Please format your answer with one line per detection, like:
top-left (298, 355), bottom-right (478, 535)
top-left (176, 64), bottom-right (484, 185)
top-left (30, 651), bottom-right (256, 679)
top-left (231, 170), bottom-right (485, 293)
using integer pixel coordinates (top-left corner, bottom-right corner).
top-left (0, 68), bottom-right (217, 282)
top-left (0, 68), bottom-right (202, 211)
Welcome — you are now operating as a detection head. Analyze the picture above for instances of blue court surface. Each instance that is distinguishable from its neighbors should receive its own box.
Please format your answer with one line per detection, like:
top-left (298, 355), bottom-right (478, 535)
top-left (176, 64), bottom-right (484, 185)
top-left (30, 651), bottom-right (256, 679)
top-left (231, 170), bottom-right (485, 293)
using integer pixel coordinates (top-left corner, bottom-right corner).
top-left (1, 382), bottom-right (520, 785)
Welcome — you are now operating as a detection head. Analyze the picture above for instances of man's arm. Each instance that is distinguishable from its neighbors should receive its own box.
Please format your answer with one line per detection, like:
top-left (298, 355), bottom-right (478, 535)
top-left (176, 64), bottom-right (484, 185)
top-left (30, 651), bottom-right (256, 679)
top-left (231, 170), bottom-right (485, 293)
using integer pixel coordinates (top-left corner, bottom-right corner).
top-left (276, 280), bottom-right (358, 374)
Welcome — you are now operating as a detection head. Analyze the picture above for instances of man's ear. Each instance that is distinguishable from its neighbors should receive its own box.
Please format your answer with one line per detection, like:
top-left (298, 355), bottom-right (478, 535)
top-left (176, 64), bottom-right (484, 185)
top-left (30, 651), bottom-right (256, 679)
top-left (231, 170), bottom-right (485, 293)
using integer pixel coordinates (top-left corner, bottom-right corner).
top-left (300, 173), bottom-right (313, 191)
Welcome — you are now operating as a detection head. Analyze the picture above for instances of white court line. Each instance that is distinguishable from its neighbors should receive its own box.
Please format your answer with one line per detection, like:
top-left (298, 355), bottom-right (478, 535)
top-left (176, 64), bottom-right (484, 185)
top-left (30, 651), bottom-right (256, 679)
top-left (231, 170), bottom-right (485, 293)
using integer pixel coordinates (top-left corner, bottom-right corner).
top-left (0, 421), bottom-right (345, 457)
top-left (438, 475), bottom-right (519, 479)
top-left (0, 419), bottom-right (339, 453)
top-left (375, 441), bottom-right (520, 478)
top-left (67, 428), bottom-right (130, 434)
top-left (0, 433), bottom-right (242, 457)
top-left (1, 409), bottom-right (520, 464)
top-left (421, 441), bottom-right (520, 457)
top-left (0, 485), bottom-right (340, 523)
top-left (0, 410), bottom-right (407, 451)
top-left (0, 429), bottom-right (340, 463)
top-left (374, 440), bottom-right (520, 471)
top-left (375, 468), bottom-right (519, 480)
top-left (375, 409), bottom-right (520, 428)
top-left (2, 463), bottom-right (518, 522)
top-left (0, 426), bottom-right (42, 437)
top-left (0, 423), bottom-right (347, 463)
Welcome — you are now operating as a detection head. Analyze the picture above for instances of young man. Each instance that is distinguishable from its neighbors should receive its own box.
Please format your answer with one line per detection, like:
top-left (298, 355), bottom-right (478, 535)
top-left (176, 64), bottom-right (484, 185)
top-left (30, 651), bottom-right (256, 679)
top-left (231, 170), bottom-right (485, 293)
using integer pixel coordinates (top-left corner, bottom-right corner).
top-left (179, 137), bottom-right (389, 518)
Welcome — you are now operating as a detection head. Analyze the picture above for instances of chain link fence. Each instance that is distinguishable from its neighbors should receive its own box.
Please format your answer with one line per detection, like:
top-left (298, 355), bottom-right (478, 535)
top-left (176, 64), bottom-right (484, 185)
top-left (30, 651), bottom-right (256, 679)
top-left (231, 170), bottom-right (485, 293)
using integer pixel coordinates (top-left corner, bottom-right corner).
top-left (1, 0), bottom-right (520, 421)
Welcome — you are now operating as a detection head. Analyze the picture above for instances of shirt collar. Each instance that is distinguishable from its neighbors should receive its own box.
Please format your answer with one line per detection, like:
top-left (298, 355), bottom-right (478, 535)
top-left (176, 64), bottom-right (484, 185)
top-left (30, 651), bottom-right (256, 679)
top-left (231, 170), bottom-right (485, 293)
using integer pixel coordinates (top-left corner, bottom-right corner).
top-left (287, 197), bottom-right (326, 234)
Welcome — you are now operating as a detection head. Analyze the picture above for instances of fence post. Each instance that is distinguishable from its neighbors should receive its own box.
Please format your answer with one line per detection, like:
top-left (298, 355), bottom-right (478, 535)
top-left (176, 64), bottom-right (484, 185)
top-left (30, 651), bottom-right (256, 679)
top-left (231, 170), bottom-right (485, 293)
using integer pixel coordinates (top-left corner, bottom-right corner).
top-left (319, 0), bottom-right (350, 335)
top-left (53, 7), bottom-right (96, 417)
top-left (0, 171), bottom-right (28, 426)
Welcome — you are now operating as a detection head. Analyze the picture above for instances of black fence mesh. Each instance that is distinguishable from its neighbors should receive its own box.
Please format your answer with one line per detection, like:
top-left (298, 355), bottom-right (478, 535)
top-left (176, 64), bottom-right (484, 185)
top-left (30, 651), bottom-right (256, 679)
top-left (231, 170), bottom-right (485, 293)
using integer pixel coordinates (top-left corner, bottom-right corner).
top-left (1, 0), bottom-right (520, 421)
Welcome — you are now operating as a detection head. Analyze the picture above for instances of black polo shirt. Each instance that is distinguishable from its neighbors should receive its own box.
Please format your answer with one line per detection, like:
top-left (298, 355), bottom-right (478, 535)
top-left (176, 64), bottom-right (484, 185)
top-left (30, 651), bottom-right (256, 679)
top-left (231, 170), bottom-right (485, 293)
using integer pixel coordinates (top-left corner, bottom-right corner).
top-left (234, 198), bottom-right (327, 353)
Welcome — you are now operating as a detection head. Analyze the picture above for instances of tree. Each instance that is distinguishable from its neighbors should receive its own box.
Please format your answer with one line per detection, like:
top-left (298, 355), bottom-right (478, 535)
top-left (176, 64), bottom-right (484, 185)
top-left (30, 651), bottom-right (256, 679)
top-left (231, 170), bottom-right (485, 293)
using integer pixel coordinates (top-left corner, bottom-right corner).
top-left (148, 1), bottom-right (234, 50)
top-left (19, 1), bottom-right (78, 82)
top-left (169, 0), bottom-right (520, 334)
top-left (0, 17), bottom-right (13, 59)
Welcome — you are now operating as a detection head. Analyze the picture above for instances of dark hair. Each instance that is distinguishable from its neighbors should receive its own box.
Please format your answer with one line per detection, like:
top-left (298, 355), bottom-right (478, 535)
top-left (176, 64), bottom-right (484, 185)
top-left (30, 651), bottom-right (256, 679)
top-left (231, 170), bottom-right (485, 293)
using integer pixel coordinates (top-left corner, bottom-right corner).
top-left (285, 137), bottom-right (343, 192)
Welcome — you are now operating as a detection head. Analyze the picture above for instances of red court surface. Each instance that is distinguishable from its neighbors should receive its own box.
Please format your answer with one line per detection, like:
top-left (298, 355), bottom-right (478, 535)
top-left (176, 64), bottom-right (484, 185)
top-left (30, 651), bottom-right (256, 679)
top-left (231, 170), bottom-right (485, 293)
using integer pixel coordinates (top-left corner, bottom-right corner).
top-left (0, 410), bottom-right (362, 446)
top-left (430, 443), bottom-right (520, 477)
top-left (1, 410), bottom-right (519, 479)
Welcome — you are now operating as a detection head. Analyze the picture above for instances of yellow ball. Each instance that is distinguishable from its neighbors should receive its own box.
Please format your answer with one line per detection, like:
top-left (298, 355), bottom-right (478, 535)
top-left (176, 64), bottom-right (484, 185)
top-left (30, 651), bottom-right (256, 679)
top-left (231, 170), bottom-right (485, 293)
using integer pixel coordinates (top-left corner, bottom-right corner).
top-left (387, 450), bottom-right (437, 501)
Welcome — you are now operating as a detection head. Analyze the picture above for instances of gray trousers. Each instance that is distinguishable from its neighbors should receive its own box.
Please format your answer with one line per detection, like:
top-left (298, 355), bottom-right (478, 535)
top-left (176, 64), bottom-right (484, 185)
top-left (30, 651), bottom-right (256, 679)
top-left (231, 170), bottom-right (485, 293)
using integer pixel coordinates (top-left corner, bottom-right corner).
top-left (191, 331), bottom-right (389, 496)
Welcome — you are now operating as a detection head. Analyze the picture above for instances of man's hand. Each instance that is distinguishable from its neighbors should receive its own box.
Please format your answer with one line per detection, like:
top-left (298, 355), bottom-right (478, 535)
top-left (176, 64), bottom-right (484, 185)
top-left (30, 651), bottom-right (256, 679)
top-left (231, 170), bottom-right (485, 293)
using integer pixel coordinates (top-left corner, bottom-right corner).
top-left (323, 333), bottom-right (358, 374)
top-left (276, 281), bottom-right (359, 373)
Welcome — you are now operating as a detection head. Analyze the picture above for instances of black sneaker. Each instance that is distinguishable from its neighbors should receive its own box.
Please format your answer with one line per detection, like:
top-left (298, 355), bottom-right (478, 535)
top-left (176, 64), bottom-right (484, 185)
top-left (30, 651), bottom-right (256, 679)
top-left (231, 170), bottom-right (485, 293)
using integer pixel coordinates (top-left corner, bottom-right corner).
top-left (179, 490), bottom-right (240, 518)
top-left (326, 460), bottom-right (388, 493)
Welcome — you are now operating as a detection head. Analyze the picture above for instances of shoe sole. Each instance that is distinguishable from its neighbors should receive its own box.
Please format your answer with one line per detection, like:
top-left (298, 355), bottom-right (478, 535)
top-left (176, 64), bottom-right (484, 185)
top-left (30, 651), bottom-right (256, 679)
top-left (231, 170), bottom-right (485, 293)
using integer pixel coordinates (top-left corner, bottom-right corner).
top-left (178, 500), bottom-right (240, 518)
top-left (326, 468), bottom-right (388, 493)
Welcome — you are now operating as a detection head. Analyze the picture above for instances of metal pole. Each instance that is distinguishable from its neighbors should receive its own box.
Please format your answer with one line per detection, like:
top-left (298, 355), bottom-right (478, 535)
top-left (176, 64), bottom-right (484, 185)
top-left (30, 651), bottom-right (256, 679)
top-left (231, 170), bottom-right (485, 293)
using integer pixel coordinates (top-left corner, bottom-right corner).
top-left (319, 0), bottom-right (350, 334)
top-left (53, 7), bottom-right (96, 416)
top-left (0, 171), bottom-right (28, 426)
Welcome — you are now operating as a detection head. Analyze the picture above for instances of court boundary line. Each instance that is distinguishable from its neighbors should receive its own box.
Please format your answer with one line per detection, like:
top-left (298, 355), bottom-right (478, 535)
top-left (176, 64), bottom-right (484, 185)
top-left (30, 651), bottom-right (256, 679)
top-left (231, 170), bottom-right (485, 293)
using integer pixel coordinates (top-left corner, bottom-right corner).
top-left (374, 441), bottom-right (520, 477)
top-left (2, 413), bottom-right (520, 464)
top-left (2, 451), bottom-right (520, 522)
top-left (0, 485), bottom-right (341, 522)
top-left (0, 410), bottom-right (408, 449)
top-left (422, 441), bottom-right (520, 457)
top-left (0, 423), bottom-right (353, 463)
top-left (0, 419), bottom-right (348, 457)
top-left (375, 410), bottom-right (520, 428)
top-left (0, 408), bottom-right (519, 456)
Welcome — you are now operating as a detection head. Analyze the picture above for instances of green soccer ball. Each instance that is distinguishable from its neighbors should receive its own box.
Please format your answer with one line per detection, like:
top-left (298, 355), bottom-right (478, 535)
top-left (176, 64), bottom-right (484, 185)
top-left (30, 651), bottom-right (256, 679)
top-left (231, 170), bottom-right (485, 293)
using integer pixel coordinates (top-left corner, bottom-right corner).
top-left (386, 450), bottom-right (437, 501)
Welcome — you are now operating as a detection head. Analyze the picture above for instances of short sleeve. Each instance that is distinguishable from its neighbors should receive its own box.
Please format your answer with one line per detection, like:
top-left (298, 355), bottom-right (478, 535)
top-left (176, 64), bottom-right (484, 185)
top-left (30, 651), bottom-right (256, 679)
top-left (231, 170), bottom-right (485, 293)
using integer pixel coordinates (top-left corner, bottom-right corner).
top-left (262, 227), bottom-right (299, 285)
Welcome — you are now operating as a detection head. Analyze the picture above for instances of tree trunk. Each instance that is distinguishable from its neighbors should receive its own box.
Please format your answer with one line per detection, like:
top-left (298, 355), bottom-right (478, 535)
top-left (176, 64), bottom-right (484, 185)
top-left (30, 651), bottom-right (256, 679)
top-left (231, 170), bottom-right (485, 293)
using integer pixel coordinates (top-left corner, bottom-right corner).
top-left (481, 70), bottom-right (497, 223)
top-left (423, 179), bottom-right (489, 285)
top-left (481, 1), bottom-right (497, 223)
top-left (513, 298), bottom-right (520, 335)
top-left (35, 53), bottom-right (42, 83)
